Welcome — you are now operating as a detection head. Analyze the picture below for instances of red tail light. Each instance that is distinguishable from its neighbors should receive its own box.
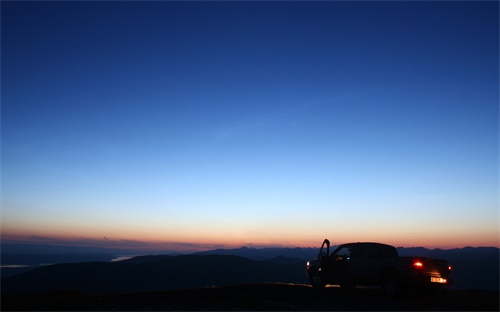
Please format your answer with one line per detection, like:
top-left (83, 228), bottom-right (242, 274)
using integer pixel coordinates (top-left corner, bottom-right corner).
top-left (413, 261), bottom-right (423, 268)
top-left (448, 266), bottom-right (452, 271)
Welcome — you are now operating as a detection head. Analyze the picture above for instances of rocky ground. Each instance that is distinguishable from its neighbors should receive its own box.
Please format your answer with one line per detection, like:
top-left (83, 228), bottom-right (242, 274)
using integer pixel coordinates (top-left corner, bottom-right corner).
top-left (2, 283), bottom-right (499, 311)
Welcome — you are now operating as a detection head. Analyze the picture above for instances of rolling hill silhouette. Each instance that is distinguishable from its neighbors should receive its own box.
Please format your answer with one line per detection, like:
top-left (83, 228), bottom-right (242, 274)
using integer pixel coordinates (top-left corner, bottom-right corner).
top-left (192, 246), bottom-right (317, 261)
top-left (2, 248), bottom-right (499, 311)
top-left (2, 245), bottom-right (498, 294)
top-left (2, 254), bottom-right (306, 295)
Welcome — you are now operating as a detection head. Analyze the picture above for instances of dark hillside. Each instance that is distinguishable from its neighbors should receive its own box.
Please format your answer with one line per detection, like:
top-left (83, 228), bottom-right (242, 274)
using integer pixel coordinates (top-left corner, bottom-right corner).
top-left (2, 255), bottom-right (307, 295)
top-left (193, 246), bottom-right (318, 261)
top-left (2, 246), bottom-right (498, 294)
top-left (267, 255), bottom-right (304, 265)
top-left (120, 254), bottom-right (173, 264)
top-left (2, 283), bottom-right (499, 311)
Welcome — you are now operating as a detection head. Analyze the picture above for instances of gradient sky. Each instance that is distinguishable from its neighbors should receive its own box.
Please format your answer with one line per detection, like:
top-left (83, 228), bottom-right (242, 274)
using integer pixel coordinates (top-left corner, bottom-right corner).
top-left (2, 1), bottom-right (498, 252)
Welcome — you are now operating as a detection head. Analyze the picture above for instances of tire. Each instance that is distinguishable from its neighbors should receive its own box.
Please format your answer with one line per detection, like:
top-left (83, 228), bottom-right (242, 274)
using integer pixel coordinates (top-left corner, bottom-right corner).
top-left (381, 275), bottom-right (401, 297)
top-left (309, 270), bottom-right (326, 288)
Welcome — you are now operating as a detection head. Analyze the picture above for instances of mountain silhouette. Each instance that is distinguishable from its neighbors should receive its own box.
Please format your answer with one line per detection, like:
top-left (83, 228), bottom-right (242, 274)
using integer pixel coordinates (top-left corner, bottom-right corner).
top-left (119, 254), bottom-right (174, 264)
top-left (192, 246), bottom-right (318, 261)
top-left (2, 245), bottom-right (498, 293)
top-left (2, 255), bottom-right (307, 295)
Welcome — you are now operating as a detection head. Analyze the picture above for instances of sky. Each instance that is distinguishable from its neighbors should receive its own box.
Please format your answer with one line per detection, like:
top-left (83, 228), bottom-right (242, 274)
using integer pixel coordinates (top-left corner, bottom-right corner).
top-left (1, 1), bottom-right (499, 252)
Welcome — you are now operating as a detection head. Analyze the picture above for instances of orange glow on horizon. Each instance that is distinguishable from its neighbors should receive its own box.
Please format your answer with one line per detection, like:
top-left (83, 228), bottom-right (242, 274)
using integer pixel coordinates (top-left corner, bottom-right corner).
top-left (2, 217), bottom-right (498, 250)
top-left (3, 208), bottom-right (498, 251)
top-left (2, 227), bottom-right (498, 251)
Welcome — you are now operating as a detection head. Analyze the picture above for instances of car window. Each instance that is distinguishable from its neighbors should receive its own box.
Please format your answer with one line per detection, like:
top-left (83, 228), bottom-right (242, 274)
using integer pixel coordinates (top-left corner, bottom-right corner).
top-left (367, 245), bottom-right (396, 258)
top-left (334, 246), bottom-right (351, 257)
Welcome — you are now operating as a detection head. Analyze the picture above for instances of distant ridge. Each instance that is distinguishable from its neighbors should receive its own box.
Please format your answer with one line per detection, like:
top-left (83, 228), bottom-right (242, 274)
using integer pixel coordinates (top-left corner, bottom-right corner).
top-left (2, 254), bottom-right (307, 295)
top-left (191, 246), bottom-right (318, 261)
top-left (2, 244), bottom-right (498, 292)
top-left (120, 254), bottom-right (174, 264)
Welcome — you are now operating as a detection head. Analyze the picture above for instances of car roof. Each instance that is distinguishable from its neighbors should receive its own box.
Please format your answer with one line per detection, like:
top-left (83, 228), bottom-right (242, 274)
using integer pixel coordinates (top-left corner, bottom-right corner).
top-left (341, 242), bottom-right (395, 248)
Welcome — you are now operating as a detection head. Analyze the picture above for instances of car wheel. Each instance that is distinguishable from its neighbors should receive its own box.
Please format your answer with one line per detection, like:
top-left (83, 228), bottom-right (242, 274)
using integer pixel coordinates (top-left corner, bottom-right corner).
top-left (309, 271), bottom-right (326, 288)
top-left (381, 275), bottom-right (401, 297)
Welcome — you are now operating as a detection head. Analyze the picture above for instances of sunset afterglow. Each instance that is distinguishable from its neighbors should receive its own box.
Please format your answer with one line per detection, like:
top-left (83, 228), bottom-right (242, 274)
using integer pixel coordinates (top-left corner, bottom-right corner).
top-left (2, 1), bottom-right (498, 253)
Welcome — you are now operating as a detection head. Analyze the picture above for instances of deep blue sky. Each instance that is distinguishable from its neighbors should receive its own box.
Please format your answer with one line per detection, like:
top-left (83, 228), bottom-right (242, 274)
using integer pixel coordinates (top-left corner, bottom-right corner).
top-left (2, 1), bottom-right (498, 250)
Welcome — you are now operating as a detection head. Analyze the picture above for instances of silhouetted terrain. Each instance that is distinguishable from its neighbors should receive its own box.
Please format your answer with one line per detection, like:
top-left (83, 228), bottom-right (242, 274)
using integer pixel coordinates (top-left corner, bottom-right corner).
top-left (2, 249), bottom-right (499, 311)
top-left (2, 255), bottom-right (306, 295)
top-left (192, 246), bottom-right (317, 261)
top-left (2, 283), bottom-right (498, 311)
top-left (2, 245), bottom-right (499, 292)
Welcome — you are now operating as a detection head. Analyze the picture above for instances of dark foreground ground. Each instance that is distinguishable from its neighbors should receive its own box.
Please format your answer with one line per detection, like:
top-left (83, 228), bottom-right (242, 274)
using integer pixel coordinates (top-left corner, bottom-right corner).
top-left (2, 283), bottom-right (499, 311)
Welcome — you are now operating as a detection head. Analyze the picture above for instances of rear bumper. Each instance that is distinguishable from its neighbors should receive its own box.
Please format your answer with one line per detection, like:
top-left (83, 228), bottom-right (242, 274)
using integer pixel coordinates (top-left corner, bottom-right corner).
top-left (404, 274), bottom-right (453, 287)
